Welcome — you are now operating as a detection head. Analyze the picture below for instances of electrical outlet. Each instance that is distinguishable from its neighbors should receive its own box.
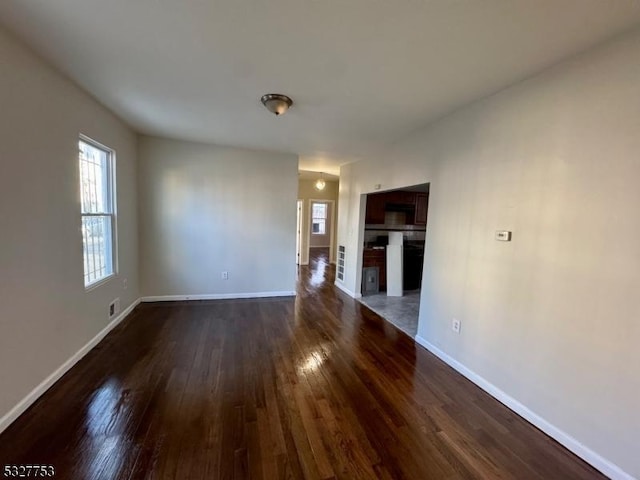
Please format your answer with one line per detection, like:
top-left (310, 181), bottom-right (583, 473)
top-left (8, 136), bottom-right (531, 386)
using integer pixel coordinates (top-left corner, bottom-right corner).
top-left (495, 230), bottom-right (512, 242)
top-left (452, 318), bottom-right (461, 334)
top-left (221, 271), bottom-right (229, 280)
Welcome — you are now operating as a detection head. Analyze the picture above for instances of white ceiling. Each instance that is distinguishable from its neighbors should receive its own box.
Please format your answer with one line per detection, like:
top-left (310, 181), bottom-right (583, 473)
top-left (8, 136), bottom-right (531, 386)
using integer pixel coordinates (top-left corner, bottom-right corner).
top-left (1, 1), bottom-right (640, 174)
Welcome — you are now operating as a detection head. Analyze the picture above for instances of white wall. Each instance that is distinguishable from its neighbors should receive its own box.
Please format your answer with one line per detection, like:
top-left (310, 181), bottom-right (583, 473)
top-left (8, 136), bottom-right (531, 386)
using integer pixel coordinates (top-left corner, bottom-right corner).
top-left (138, 136), bottom-right (298, 298)
top-left (0, 27), bottom-right (139, 422)
top-left (337, 29), bottom-right (640, 479)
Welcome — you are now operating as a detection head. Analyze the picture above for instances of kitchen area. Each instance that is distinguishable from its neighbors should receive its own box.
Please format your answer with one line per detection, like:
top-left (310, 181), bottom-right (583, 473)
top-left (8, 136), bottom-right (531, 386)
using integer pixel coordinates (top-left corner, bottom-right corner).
top-left (360, 184), bottom-right (429, 337)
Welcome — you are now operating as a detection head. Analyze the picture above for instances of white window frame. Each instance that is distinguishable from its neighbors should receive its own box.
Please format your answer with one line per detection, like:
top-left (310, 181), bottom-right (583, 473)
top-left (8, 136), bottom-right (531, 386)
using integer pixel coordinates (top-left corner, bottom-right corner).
top-left (79, 134), bottom-right (117, 289)
top-left (311, 202), bottom-right (327, 235)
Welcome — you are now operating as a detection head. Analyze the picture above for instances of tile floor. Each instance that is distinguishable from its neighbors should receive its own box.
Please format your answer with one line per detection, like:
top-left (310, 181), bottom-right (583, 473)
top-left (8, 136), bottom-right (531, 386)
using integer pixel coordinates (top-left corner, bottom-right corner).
top-left (359, 290), bottom-right (420, 338)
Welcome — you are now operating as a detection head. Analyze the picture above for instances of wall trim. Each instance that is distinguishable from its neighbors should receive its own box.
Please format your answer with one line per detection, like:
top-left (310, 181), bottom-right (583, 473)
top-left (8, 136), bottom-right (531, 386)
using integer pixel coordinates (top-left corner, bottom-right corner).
top-left (414, 335), bottom-right (635, 480)
top-left (0, 298), bottom-right (141, 435)
top-left (140, 291), bottom-right (296, 302)
top-left (334, 281), bottom-right (361, 299)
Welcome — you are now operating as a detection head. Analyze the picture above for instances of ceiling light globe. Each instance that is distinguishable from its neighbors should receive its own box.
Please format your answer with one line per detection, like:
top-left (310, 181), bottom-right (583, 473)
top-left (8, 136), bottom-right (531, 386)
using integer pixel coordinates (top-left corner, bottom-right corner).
top-left (261, 94), bottom-right (293, 116)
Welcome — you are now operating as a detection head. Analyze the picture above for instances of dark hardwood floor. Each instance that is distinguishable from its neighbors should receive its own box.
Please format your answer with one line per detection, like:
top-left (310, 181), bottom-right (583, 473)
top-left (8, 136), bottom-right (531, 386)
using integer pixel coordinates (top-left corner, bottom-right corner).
top-left (0, 252), bottom-right (605, 479)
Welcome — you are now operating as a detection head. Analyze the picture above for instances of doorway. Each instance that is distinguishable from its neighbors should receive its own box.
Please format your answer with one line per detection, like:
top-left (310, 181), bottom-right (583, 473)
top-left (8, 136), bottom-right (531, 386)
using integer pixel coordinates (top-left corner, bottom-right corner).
top-left (358, 183), bottom-right (429, 338)
top-left (306, 199), bottom-right (335, 265)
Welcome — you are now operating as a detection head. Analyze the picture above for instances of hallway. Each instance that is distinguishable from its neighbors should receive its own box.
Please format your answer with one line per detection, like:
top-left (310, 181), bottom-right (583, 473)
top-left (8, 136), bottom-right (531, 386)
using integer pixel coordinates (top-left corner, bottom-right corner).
top-left (0, 256), bottom-right (605, 479)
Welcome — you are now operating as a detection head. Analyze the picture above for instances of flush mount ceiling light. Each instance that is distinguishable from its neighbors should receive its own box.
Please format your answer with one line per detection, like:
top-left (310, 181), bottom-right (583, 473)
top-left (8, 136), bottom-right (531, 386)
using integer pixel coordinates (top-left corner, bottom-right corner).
top-left (261, 93), bottom-right (293, 116)
top-left (315, 172), bottom-right (326, 191)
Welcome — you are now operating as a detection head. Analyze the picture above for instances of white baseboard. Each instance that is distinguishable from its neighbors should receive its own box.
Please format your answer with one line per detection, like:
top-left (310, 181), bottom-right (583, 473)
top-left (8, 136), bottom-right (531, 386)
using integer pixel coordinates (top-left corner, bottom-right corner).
top-left (334, 281), bottom-right (362, 299)
top-left (0, 298), bottom-right (141, 435)
top-left (414, 335), bottom-right (635, 480)
top-left (140, 291), bottom-right (296, 302)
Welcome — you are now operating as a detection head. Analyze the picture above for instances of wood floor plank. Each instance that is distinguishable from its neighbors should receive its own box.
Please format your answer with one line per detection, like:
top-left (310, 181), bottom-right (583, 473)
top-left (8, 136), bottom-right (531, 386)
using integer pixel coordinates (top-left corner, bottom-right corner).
top-left (0, 248), bottom-right (608, 479)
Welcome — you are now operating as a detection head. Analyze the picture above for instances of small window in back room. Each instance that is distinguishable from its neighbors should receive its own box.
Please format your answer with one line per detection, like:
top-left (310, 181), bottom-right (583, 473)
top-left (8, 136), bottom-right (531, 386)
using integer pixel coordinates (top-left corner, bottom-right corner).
top-left (79, 136), bottom-right (117, 288)
top-left (312, 202), bottom-right (327, 234)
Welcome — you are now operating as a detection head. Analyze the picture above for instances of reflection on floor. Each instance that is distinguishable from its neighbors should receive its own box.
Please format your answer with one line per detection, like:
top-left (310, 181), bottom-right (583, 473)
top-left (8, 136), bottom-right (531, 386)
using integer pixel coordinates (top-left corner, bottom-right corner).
top-left (308, 246), bottom-right (330, 264)
top-left (359, 290), bottom-right (420, 338)
top-left (307, 247), bottom-right (331, 287)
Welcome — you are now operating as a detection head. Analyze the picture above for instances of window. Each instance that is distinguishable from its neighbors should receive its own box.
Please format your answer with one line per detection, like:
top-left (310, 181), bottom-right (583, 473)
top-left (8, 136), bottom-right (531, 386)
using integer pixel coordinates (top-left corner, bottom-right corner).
top-left (79, 137), bottom-right (116, 287)
top-left (312, 202), bottom-right (327, 235)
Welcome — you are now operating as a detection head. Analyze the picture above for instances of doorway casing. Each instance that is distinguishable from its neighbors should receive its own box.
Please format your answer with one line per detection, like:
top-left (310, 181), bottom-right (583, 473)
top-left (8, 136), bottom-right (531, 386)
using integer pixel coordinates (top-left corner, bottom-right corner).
top-left (296, 199), bottom-right (303, 265)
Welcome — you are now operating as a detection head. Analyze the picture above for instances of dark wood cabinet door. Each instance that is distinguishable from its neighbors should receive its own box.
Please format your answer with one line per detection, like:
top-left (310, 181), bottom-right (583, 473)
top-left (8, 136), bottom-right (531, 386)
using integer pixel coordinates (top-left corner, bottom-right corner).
top-left (365, 194), bottom-right (385, 224)
top-left (415, 193), bottom-right (428, 225)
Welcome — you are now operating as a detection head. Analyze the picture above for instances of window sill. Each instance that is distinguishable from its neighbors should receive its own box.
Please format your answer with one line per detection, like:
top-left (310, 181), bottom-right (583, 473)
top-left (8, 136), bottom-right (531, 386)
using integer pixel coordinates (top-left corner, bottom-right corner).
top-left (85, 274), bottom-right (116, 292)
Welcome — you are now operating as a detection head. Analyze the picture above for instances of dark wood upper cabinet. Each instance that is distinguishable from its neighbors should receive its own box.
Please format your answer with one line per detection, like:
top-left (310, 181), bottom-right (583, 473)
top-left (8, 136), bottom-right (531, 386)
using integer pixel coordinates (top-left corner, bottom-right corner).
top-left (415, 193), bottom-right (428, 225)
top-left (365, 194), bottom-right (386, 224)
top-left (383, 190), bottom-right (414, 206)
top-left (366, 190), bottom-right (428, 225)
top-left (399, 191), bottom-right (417, 205)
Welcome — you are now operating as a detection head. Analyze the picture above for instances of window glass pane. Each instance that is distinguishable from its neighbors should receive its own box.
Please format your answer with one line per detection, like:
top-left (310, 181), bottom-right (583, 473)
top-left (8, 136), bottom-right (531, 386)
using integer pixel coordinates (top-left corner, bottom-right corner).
top-left (312, 220), bottom-right (326, 235)
top-left (82, 215), bottom-right (113, 286)
top-left (79, 140), bottom-right (110, 214)
top-left (312, 203), bottom-right (326, 219)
